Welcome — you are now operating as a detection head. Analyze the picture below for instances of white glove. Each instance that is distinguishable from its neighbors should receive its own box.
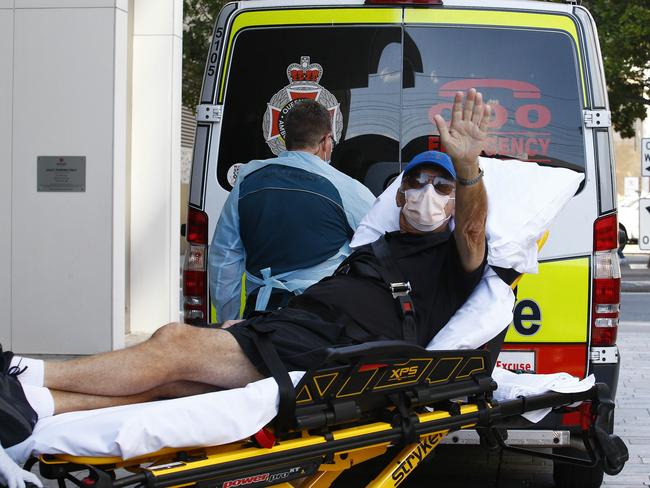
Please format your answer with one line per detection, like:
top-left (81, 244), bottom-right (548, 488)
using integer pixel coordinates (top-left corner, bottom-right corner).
top-left (0, 442), bottom-right (42, 488)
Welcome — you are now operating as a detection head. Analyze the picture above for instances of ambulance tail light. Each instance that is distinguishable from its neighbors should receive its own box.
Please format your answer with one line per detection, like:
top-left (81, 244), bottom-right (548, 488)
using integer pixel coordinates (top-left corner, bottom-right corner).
top-left (183, 208), bottom-right (209, 323)
top-left (561, 402), bottom-right (593, 428)
top-left (591, 214), bottom-right (620, 346)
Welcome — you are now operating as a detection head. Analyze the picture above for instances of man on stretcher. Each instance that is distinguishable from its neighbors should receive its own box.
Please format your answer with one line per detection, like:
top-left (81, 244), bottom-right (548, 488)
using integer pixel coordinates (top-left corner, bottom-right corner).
top-left (1, 89), bottom-right (490, 449)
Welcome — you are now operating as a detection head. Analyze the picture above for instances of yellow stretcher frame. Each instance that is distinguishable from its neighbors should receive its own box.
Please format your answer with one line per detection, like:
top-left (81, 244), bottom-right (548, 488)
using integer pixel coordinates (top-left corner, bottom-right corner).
top-left (37, 405), bottom-right (477, 488)
top-left (32, 381), bottom-right (627, 488)
top-left (35, 342), bottom-right (494, 488)
top-left (25, 231), bottom-right (628, 488)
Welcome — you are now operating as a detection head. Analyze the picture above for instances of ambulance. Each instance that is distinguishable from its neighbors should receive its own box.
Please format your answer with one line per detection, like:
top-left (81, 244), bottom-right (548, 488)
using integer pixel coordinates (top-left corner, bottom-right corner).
top-left (182, 1), bottom-right (621, 486)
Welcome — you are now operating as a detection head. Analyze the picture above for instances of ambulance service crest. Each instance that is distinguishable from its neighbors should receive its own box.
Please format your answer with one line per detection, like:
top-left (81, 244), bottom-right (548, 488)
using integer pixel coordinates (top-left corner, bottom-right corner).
top-left (262, 56), bottom-right (343, 155)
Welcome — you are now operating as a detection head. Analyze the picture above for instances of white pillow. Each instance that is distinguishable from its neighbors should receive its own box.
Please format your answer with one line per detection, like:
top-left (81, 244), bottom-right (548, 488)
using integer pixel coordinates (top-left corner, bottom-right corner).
top-left (426, 267), bottom-right (515, 351)
top-left (351, 156), bottom-right (584, 274)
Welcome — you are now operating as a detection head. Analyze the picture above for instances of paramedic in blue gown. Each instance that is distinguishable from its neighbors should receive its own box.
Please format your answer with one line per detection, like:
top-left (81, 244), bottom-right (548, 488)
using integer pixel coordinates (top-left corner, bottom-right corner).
top-left (0, 91), bottom-right (490, 474)
top-left (209, 99), bottom-right (375, 320)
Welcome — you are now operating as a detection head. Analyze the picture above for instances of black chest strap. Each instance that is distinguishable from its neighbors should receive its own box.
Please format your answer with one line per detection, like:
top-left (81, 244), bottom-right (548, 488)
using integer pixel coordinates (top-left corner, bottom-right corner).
top-left (490, 265), bottom-right (521, 287)
top-left (249, 326), bottom-right (295, 433)
top-left (370, 236), bottom-right (418, 344)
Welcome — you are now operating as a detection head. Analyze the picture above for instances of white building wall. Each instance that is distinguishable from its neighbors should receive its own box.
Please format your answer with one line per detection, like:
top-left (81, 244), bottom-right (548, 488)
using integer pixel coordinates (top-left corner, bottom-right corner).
top-left (0, 0), bottom-right (181, 352)
top-left (9, 2), bottom-right (127, 354)
top-left (113, 7), bottom-right (128, 349)
top-left (129, 0), bottom-right (182, 333)
top-left (0, 5), bottom-right (13, 347)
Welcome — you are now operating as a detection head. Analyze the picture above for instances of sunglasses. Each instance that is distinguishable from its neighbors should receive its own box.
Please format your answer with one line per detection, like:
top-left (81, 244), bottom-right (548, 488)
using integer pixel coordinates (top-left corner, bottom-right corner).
top-left (403, 172), bottom-right (456, 196)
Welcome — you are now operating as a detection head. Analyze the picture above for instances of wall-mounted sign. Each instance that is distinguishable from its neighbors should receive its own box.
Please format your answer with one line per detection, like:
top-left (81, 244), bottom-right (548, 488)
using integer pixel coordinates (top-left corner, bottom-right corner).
top-left (37, 156), bottom-right (86, 192)
top-left (640, 198), bottom-right (650, 251)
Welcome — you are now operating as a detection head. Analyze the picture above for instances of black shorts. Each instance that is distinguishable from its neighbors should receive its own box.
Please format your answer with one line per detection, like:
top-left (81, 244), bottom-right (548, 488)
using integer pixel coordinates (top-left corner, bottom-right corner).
top-left (226, 308), bottom-right (355, 375)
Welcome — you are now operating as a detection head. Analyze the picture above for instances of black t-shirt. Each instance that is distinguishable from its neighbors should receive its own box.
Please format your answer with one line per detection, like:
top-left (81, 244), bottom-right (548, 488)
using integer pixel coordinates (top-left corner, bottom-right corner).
top-left (288, 230), bottom-right (486, 347)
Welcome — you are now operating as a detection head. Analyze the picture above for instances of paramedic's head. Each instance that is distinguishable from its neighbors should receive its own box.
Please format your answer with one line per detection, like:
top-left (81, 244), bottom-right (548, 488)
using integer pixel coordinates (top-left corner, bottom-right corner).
top-left (396, 151), bottom-right (456, 234)
top-left (284, 99), bottom-right (335, 163)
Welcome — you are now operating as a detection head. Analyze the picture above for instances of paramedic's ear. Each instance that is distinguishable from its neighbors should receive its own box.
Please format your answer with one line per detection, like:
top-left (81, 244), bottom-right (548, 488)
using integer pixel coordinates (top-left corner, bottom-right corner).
top-left (315, 132), bottom-right (334, 163)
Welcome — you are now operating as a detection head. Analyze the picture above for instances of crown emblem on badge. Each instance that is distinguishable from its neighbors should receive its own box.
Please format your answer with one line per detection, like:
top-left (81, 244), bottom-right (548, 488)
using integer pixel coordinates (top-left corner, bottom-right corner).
top-left (262, 56), bottom-right (343, 156)
top-left (286, 56), bottom-right (323, 84)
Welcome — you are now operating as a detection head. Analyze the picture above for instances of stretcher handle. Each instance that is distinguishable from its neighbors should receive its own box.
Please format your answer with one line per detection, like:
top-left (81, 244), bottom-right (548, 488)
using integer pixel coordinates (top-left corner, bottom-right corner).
top-left (490, 383), bottom-right (628, 475)
top-left (591, 388), bottom-right (628, 475)
top-left (323, 340), bottom-right (430, 362)
top-left (495, 384), bottom-right (604, 418)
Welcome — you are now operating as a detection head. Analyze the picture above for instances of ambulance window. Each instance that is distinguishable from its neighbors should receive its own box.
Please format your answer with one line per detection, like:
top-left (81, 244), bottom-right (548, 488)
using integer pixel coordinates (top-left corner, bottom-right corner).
top-left (401, 26), bottom-right (585, 172)
top-left (217, 26), bottom-right (401, 194)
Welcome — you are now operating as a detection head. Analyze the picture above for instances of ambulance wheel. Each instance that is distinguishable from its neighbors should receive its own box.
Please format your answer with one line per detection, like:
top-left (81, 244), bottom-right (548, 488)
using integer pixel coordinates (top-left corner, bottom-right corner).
top-left (552, 460), bottom-right (604, 488)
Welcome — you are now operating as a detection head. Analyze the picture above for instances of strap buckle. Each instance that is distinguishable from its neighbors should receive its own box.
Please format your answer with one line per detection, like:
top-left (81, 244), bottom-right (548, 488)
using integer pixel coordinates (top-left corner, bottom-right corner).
top-left (390, 281), bottom-right (411, 299)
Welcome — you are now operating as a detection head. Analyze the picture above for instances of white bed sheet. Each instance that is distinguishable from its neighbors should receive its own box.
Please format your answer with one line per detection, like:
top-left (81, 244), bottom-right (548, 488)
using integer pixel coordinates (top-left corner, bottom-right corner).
top-left (7, 368), bottom-right (595, 464)
top-left (8, 373), bottom-right (305, 464)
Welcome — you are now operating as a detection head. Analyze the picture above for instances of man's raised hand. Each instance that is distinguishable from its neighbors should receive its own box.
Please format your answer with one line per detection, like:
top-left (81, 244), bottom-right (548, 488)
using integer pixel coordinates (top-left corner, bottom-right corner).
top-left (433, 88), bottom-right (490, 178)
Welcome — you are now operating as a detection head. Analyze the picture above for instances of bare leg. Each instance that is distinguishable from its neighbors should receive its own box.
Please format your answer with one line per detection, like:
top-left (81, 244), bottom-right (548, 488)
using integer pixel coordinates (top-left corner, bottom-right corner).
top-left (52, 381), bottom-right (221, 414)
top-left (52, 390), bottom-right (154, 414)
top-left (151, 380), bottom-right (222, 399)
top-left (45, 323), bottom-right (263, 398)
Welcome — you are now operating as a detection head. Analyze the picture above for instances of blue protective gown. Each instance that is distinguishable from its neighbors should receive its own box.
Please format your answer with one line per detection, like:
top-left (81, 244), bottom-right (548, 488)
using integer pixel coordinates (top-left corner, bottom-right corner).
top-left (209, 151), bottom-right (375, 321)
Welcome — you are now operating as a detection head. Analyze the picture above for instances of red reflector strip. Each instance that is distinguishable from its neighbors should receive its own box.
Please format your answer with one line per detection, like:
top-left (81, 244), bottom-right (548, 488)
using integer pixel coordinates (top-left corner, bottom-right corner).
top-left (253, 428), bottom-right (276, 449)
top-left (359, 363), bottom-right (388, 372)
top-left (560, 403), bottom-right (594, 428)
top-left (561, 411), bottom-right (581, 426)
top-left (501, 344), bottom-right (587, 377)
top-left (579, 402), bottom-right (593, 430)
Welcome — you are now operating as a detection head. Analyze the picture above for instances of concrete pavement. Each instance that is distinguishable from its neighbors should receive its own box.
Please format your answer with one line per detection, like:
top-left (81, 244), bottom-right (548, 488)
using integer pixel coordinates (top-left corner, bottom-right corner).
top-left (621, 248), bottom-right (650, 292)
top-left (602, 321), bottom-right (650, 487)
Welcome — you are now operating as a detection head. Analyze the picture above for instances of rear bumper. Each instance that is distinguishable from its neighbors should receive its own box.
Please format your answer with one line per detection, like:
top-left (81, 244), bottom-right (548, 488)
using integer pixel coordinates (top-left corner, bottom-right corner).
top-left (446, 348), bottom-right (622, 446)
top-left (441, 428), bottom-right (571, 447)
top-left (589, 346), bottom-right (620, 399)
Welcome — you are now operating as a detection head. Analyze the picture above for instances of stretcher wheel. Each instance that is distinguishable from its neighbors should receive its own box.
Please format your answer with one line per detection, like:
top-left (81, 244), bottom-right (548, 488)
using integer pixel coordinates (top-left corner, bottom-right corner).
top-left (603, 456), bottom-right (625, 476)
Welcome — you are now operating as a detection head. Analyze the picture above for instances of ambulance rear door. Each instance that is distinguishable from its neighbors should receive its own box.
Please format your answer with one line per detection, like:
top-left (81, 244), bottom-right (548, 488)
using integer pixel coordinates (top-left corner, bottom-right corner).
top-left (401, 4), bottom-right (595, 381)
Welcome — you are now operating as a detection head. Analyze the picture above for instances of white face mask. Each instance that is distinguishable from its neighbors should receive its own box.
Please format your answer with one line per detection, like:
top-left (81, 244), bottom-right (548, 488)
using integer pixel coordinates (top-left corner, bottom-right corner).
top-left (402, 184), bottom-right (455, 232)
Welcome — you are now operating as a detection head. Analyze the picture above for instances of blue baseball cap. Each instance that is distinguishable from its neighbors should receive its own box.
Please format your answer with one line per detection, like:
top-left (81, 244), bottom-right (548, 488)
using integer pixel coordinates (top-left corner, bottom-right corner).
top-left (403, 151), bottom-right (456, 180)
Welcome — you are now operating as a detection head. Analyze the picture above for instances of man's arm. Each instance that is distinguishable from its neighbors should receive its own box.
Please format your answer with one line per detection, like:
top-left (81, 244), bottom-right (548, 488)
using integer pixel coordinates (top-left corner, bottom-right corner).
top-left (208, 183), bottom-right (246, 321)
top-left (433, 89), bottom-right (490, 272)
